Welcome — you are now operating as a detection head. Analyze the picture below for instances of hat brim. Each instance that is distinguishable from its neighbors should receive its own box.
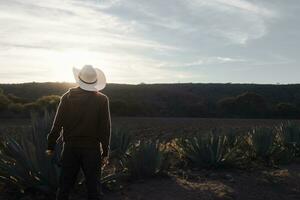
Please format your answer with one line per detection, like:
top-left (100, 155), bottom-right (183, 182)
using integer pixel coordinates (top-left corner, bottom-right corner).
top-left (73, 67), bottom-right (106, 91)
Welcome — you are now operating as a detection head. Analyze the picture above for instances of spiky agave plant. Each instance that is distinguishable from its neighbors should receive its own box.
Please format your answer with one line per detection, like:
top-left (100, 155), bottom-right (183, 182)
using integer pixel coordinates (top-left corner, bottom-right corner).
top-left (249, 127), bottom-right (277, 164)
top-left (0, 111), bottom-right (61, 194)
top-left (279, 121), bottom-right (300, 149)
top-left (0, 112), bottom-right (121, 195)
top-left (274, 122), bottom-right (300, 163)
top-left (176, 129), bottom-right (241, 169)
top-left (125, 140), bottom-right (169, 179)
top-left (109, 127), bottom-right (133, 172)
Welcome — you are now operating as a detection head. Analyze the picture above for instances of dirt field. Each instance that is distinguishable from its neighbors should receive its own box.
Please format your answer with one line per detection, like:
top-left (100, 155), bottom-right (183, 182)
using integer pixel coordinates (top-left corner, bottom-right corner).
top-left (112, 117), bottom-right (300, 141)
top-left (1, 117), bottom-right (300, 140)
top-left (103, 164), bottom-right (300, 200)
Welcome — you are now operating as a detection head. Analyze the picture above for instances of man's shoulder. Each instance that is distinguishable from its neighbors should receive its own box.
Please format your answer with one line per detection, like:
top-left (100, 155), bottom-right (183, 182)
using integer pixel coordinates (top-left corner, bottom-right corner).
top-left (61, 87), bottom-right (109, 102)
top-left (60, 87), bottom-right (78, 100)
top-left (60, 91), bottom-right (70, 100)
top-left (67, 87), bottom-right (80, 93)
top-left (95, 92), bottom-right (109, 101)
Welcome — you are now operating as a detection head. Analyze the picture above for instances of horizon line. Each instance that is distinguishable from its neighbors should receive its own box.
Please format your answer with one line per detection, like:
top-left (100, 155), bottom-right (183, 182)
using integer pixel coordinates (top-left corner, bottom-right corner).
top-left (0, 81), bottom-right (300, 86)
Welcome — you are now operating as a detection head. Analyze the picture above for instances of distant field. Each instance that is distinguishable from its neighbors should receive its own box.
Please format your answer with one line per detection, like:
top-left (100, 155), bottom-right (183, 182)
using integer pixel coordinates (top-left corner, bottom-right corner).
top-left (113, 117), bottom-right (300, 141)
top-left (2, 117), bottom-right (299, 141)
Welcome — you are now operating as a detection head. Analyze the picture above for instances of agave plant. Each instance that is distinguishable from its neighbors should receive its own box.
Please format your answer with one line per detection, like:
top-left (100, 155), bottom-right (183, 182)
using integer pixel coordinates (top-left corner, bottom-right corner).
top-left (225, 128), bottom-right (244, 149)
top-left (278, 122), bottom-right (300, 148)
top-left (274, 122), bottom-right (300, 163)
top-left (176, 129), bottom-right (242, 169)
top-left (0, 112), bottom-right (61, 194)
top-left (0, 112), bottom-right (122, 195)
top-left (249, 127), bottom-right (277, 164)
top-left (125, 140), bottom-right (168, 179)
top-left (109, 127), bottom-right (133, 171)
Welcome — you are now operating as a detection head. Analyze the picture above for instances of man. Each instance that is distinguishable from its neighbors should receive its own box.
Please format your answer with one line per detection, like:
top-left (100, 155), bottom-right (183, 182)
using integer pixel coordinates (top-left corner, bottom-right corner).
top-left (46, 65), bottom-right (111, 200)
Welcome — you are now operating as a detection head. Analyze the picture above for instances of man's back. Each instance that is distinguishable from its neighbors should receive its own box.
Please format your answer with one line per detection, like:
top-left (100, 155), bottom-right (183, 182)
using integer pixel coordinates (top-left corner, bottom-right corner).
top-left (47, 86), bottom-right (111, 152)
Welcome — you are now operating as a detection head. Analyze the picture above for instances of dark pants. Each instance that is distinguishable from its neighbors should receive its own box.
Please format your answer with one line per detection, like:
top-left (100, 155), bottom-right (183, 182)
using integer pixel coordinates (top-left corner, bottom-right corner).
top-left (56, 144), bottom-right (102, 200)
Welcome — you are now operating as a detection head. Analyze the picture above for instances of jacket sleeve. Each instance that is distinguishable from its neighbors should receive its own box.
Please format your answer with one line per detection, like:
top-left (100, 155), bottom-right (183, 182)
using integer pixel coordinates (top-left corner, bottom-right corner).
top-left (100, 96), bottom-right (111, 156)
top-left (47, 96), bottom-right (66, 150)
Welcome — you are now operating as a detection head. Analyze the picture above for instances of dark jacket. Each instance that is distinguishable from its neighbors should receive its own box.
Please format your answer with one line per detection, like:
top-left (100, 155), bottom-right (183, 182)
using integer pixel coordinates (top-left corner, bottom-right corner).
top-left (47, 87), bottom-right (111, 155)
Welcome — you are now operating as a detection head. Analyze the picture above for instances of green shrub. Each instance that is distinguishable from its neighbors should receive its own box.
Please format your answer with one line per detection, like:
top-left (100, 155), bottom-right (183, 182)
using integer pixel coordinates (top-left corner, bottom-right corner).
top-left (125, 140), bottom-right (168, 179)
top-left (8, 103), bottom-right (25, 113)
top-left (35, 95), bottom-right (60, 112)
top-left (0, 93), bottom-right (11, 111)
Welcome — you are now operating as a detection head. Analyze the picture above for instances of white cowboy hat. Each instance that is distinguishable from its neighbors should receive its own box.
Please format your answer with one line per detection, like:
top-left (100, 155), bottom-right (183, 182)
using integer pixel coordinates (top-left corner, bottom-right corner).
top-left (73, 65), bottom-right (106, 91)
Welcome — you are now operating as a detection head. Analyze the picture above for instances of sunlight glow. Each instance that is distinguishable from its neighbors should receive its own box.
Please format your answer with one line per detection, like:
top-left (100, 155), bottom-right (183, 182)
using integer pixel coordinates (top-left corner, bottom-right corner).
top-left (49, 50), bottom-right (112, 83)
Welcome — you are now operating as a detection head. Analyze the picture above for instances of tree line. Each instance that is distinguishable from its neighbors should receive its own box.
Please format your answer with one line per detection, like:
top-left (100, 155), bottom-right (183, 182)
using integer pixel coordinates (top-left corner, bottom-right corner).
top-left (0, 87), bottom-right (60, 118)
top-left (0, 82), bottom-right (300, 119)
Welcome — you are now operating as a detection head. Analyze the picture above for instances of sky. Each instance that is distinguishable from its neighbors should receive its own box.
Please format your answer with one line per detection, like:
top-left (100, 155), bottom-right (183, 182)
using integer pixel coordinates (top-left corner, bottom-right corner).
top-left (0, 0), bottom-right (299, 84)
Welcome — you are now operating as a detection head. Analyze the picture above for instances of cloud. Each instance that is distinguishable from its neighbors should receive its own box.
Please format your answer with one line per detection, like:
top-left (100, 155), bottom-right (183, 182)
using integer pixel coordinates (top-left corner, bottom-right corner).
top-left (0, 0), bottom-right (299, 84)
top-left (0, 0), bottom-right (179, 52)
top-left (0, 0), bottom-right (277, 51)
top-left (181, 0), bottom-right (276, 44)
top-left (214, 0), bottom-right (276, 17)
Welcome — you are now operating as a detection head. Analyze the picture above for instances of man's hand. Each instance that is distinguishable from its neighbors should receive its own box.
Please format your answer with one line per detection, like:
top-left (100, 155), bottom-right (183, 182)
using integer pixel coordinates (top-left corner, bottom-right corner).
top-left (102, 150), bottom-right (109, 159)
top-left (101, 157), bottom-right (109, 167)
top-left (45, 149), bottom-right (55, 156)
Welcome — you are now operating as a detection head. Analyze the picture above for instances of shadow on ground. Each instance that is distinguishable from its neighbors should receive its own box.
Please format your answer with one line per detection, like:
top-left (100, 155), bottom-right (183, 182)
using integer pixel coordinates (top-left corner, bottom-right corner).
top-left (105, 177), bottom-right (231, 200)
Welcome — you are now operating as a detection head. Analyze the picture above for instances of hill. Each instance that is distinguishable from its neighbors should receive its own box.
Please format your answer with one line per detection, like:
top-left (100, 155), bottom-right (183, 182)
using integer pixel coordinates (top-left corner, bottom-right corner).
top-left (0, 82), bottom-right (300, 118)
